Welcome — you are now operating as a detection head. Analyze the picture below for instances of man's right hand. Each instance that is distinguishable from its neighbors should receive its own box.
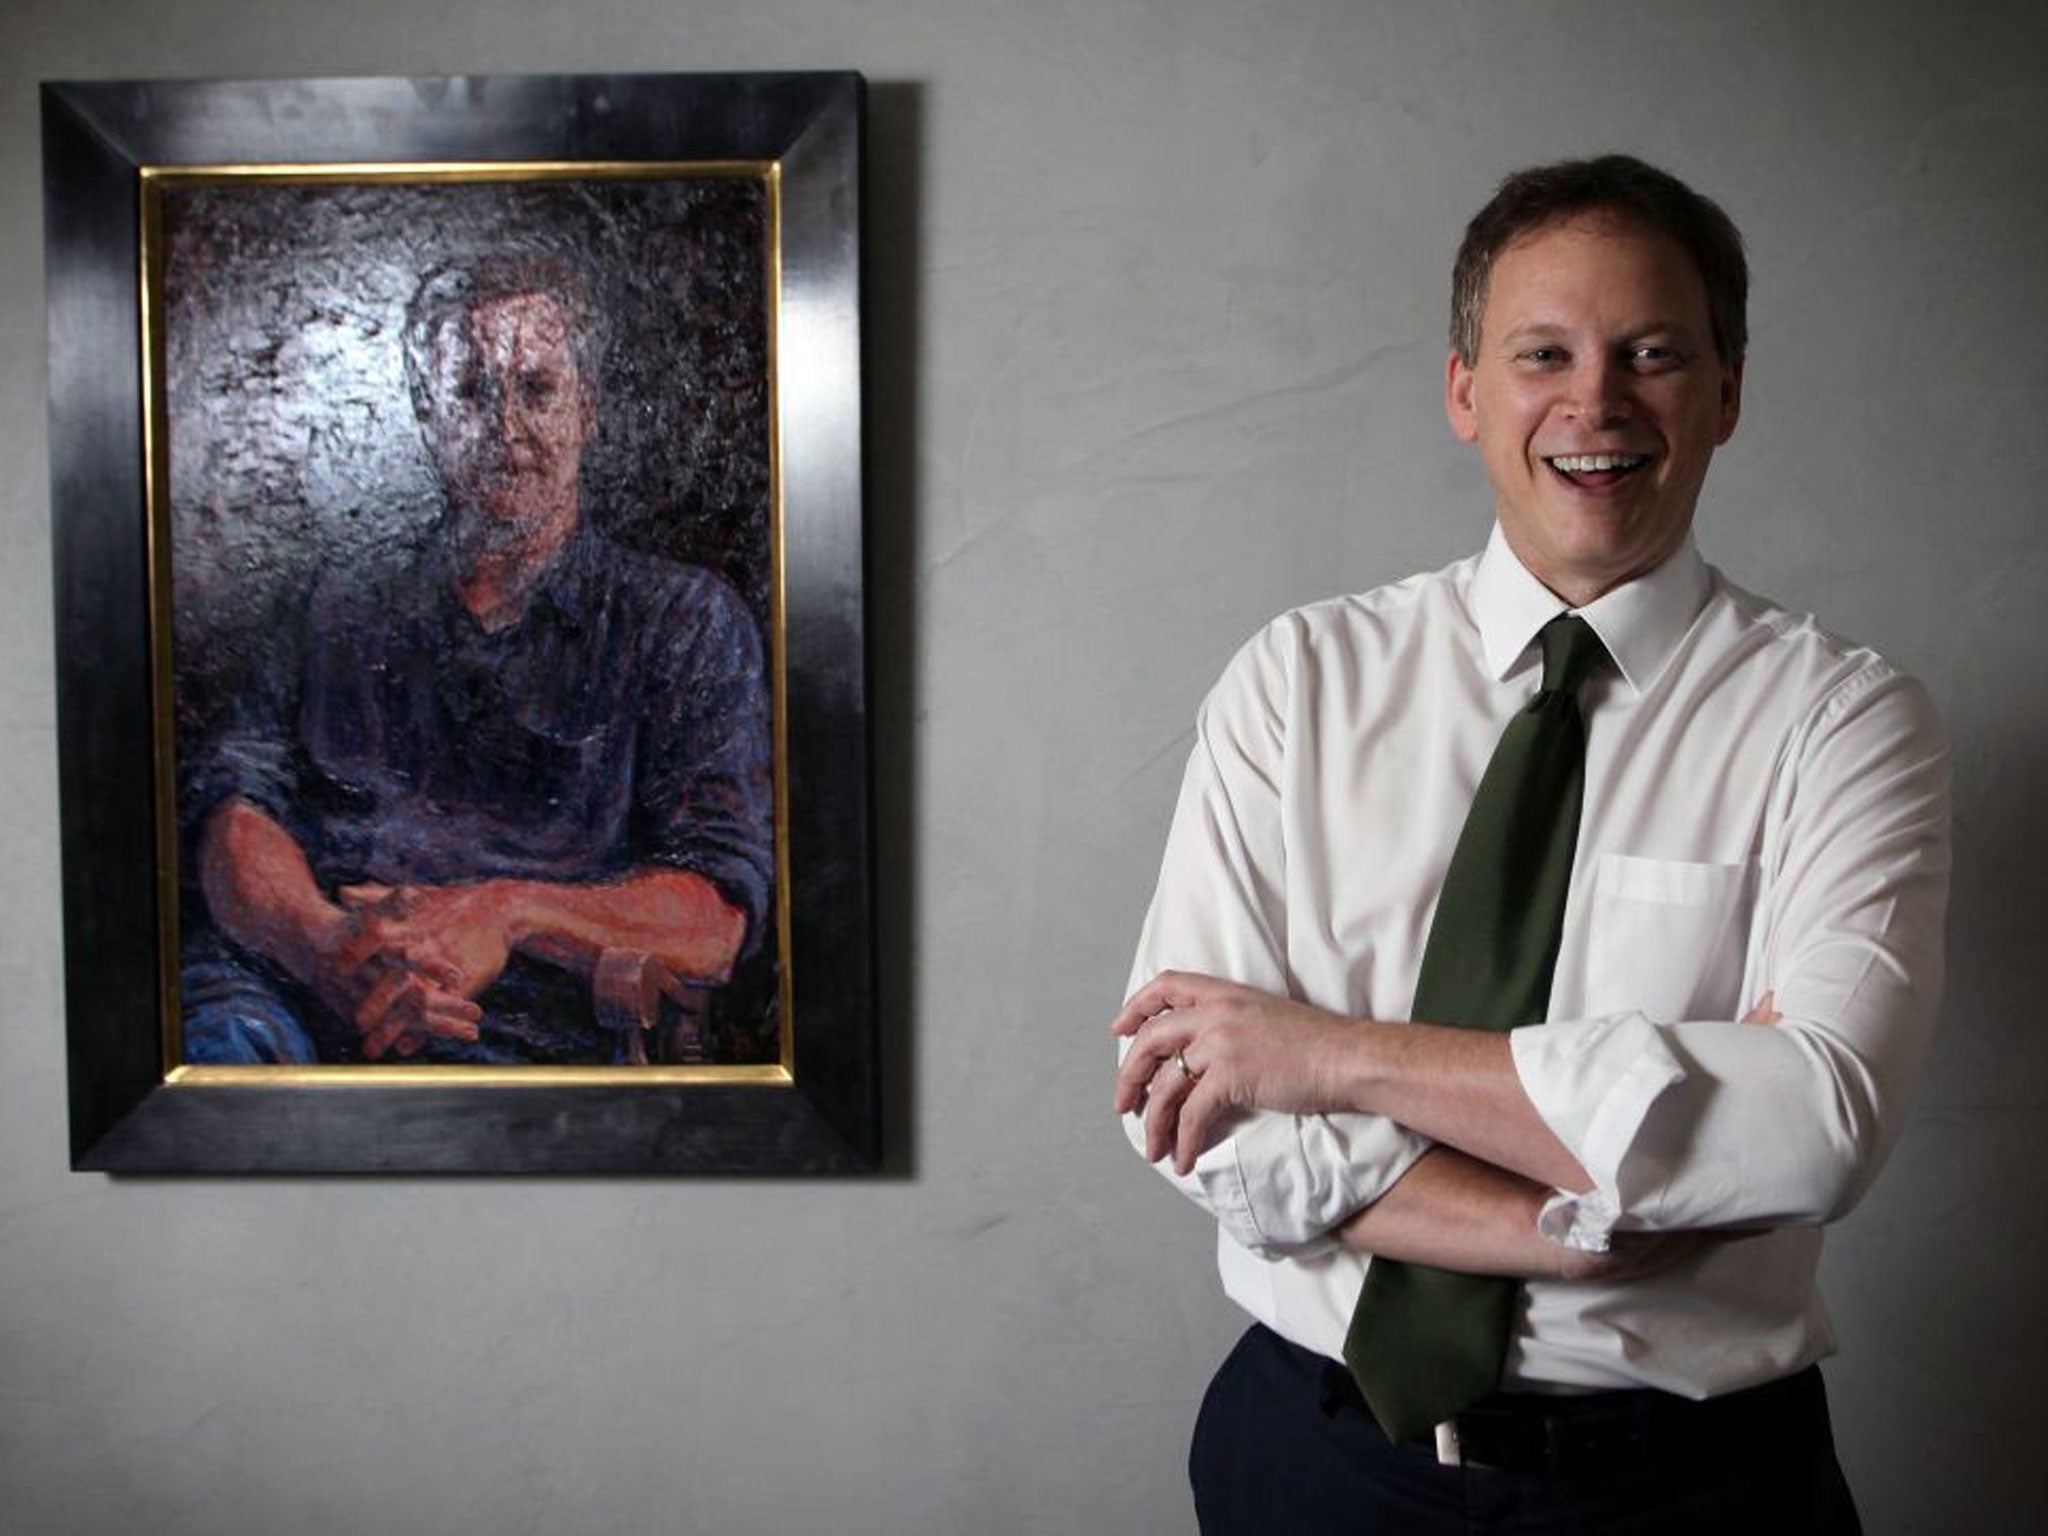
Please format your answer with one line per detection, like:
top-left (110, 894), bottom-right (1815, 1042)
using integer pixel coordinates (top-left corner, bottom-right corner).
top-left (303, 906), bottom-right (482, 1060)
top-left (199, 799), bottom-right (483, 1059)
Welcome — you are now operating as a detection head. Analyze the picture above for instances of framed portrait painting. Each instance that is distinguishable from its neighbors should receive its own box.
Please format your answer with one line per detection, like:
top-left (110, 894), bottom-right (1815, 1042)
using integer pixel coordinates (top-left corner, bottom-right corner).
top-left (44, 73), bottom-right (876, 1171)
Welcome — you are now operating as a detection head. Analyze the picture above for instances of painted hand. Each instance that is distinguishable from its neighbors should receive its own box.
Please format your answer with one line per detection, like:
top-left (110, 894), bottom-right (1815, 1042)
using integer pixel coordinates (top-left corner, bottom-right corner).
top-left (1111, 970), bottom-right (1363, 1175)
top-left (303, 900), bottom-right (482, 1060)
top-left (337, 881), bottom-right (519, 1001)
top-left (347, 962), bottom-right (485, 1060)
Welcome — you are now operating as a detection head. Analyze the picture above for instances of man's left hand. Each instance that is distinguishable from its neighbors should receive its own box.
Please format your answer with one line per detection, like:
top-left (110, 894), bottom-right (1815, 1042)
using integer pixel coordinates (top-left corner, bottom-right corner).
top-left (1112, 970), bottom-right (1362, 1175)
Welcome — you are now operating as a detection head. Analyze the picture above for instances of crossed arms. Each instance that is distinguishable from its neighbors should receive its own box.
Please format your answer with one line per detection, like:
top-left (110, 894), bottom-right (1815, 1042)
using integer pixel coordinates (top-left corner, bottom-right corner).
top-left (199, 797), bottom-right (747, 1058)
top-left (1113, 975), bottom-right (1776, 1280)
top-left (1111, 634), bottom-right (1949, 1283)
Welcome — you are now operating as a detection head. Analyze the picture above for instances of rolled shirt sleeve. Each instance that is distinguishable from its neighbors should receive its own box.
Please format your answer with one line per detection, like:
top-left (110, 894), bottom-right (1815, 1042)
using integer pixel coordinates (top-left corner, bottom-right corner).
top-left (178, 625), bottom-right (309, 860)
top-left (1123, 625), bottom-right (1431, 1257)
top-left (633, 567), bottom-right (776, 945)
top-left (1512, 667), bottom-right (1950, 1246)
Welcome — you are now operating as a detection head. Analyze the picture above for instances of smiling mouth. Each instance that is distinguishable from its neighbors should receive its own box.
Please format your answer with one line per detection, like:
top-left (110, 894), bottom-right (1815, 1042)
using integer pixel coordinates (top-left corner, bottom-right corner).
top-left (1545, 452), bottom-right (1653, 488)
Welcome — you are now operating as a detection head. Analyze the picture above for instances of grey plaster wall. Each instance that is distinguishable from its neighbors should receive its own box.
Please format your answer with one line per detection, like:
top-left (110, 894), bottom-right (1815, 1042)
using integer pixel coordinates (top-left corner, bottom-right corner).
top-left (3, 2), bottom-right (2041, 1532)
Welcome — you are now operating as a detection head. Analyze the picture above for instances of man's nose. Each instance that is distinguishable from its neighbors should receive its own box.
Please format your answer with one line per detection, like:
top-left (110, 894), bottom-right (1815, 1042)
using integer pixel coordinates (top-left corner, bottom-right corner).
top-left (494, 382), bottom-right (525, 443)
top-left (1563, 357), bottom-right (1633, 424)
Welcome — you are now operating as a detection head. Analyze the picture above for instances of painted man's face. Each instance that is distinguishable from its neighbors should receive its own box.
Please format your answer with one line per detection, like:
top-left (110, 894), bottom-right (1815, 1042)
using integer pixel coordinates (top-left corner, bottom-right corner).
top-left (420, 289), bottom-right (593, 536)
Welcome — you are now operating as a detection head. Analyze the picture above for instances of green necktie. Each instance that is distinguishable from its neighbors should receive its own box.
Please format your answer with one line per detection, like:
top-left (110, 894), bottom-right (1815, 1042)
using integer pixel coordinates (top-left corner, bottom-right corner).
top-left (1342, 613), bottom-right (1609, 1446)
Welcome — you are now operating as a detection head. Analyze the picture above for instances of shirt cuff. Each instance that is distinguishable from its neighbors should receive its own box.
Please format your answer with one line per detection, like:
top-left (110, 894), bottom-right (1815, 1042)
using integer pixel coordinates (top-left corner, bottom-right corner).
top-left (1511, 1012), bottom-right (1688, 1251)
top-left (1150, 1115), bottom-right (1266, 1252)
top-left (1227, 1108), bottom-right (1431, 1255)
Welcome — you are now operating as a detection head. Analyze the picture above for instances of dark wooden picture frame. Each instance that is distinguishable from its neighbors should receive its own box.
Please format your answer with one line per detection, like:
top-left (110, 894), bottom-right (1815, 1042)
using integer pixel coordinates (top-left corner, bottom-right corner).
top-left (45, 73), bottom-right (876, 1172)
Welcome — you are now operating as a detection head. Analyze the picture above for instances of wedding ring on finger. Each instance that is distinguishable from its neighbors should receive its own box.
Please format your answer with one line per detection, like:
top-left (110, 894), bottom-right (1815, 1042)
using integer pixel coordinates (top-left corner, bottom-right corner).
top-left (1174, 1048), bottom-right (1200, 1082)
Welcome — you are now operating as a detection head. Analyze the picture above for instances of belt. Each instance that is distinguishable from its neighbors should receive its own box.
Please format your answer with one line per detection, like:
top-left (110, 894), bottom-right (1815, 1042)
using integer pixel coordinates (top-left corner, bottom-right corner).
top-left (1304, 1338), bottom-right (1827, 1476)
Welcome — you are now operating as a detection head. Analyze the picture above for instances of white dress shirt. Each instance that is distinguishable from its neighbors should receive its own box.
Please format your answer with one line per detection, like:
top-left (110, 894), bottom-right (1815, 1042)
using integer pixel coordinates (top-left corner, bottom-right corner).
top-left (1124, 525), bottom-right (1949, 1397)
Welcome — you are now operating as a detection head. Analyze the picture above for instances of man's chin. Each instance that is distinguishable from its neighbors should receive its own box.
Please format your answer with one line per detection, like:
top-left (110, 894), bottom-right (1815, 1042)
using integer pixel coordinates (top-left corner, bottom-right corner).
top-left (447, 505), bottom-right (556, 560)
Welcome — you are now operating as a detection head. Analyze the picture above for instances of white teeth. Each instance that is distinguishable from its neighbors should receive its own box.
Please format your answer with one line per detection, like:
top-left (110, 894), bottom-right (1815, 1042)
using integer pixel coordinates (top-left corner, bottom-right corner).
top-left (1549, 453), bottom-right (1648, 473)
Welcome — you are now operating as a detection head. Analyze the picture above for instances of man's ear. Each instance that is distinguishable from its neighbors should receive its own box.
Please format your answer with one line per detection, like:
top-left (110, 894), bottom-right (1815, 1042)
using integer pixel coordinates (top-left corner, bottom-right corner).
top-left (1445, 349), bottom-right (1479, 444)
top-left (1716, 358), bottom-right (1743, 445)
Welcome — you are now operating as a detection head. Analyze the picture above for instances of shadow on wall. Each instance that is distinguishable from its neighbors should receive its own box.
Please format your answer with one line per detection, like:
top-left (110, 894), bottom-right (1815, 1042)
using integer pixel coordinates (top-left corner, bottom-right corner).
top-left (1826, 672), bottom-right (2048, 1525)
top-left (864, 79), bottom-right (925, 1180)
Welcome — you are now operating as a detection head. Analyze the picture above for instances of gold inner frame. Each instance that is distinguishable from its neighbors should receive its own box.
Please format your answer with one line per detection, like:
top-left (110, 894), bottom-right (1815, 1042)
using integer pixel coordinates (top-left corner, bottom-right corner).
top-left (140, 160), bottom-right (795, 1089)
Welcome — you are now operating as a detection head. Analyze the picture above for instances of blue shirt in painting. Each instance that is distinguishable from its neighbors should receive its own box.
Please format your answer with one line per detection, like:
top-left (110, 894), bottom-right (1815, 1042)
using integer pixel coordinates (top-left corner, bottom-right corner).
top-left (180, 520), bottom-right (774, 1063)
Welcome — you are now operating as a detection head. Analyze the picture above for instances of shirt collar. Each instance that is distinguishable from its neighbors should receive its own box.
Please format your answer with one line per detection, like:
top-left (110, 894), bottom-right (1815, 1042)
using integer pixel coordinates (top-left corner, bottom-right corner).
top-left (529, 519), bottom-right (599, 627)
top-left (1470, 521), bottom-right (1711, 695)
top-left (423, 515), bottom-right (597, 634)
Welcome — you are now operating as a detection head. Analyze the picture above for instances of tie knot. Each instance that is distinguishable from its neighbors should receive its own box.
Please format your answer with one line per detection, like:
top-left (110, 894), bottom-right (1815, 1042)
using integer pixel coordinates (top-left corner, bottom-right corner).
top-left (1539, 614), bottom-right (1607, 695)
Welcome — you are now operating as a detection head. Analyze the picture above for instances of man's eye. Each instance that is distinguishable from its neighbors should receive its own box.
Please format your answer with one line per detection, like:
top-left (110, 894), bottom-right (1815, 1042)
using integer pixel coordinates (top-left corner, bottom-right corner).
top-left (1630, 345), bottom-right (1684, 371)
top-left (1518, 347), bottom-right (1566, 366)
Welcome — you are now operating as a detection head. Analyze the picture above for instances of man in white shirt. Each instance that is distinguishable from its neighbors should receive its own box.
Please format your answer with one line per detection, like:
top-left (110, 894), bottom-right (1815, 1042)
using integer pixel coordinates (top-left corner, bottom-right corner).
top-left (1113, 155), bottom-right (1947, 1532)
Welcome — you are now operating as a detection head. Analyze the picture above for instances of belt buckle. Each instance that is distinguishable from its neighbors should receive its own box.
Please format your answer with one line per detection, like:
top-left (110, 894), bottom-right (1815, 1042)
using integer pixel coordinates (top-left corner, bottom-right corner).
top-left (1434, 1419), bottom-right (1463, 1468)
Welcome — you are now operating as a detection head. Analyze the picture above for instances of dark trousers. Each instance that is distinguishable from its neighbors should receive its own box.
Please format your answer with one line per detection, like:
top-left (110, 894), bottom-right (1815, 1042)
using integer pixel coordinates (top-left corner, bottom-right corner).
top-left (1190, 1325), bottom-right (1861, 1535)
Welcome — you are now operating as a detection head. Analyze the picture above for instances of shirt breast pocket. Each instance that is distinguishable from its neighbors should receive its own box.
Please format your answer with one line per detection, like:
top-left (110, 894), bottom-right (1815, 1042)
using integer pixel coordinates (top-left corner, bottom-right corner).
top-left (1582, 854), bottom-right (1754, 1024)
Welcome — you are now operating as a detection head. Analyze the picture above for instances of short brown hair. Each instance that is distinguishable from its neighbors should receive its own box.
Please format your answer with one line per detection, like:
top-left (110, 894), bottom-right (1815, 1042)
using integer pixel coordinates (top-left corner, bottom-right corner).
top-left (1449, 155), bottom-right (1748, 368)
